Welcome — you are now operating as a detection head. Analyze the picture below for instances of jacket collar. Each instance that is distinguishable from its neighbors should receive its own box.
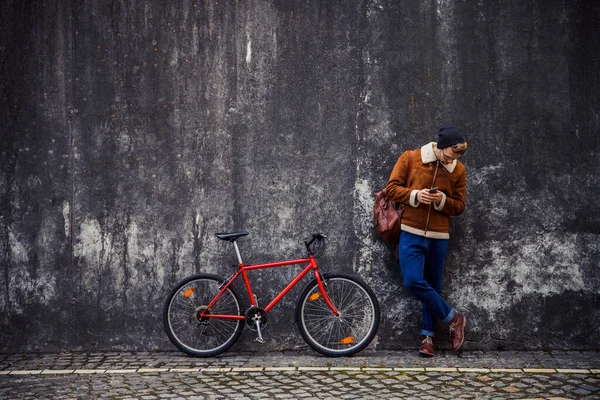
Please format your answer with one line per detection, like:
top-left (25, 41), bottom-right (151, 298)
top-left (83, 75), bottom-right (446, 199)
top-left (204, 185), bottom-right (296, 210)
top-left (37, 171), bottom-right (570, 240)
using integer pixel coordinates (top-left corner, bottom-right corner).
top-left (421, 142), bottom-right (457, 173)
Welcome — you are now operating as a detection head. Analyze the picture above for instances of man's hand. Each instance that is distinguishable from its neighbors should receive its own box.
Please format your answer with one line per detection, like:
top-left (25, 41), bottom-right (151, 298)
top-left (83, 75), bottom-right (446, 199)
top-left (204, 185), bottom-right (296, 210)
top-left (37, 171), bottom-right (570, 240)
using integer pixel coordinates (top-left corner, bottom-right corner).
top-left (417, 189), bottom-right (443, 205)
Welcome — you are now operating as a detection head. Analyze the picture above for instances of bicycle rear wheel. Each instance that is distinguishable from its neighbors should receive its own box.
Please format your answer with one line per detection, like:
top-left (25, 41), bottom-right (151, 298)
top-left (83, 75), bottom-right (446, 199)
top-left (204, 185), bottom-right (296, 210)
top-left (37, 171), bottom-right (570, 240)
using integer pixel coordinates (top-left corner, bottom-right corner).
top-left (296, 273), bottom-right (380, 357)
top-left (163, 274), bottom-right (243, 357)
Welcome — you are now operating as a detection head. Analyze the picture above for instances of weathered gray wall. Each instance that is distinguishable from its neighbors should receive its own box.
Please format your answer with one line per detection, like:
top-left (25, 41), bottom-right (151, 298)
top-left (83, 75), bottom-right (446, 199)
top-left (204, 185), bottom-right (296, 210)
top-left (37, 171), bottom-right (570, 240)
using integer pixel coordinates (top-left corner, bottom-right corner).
top-left (1, 0), bottom-right (599, 353)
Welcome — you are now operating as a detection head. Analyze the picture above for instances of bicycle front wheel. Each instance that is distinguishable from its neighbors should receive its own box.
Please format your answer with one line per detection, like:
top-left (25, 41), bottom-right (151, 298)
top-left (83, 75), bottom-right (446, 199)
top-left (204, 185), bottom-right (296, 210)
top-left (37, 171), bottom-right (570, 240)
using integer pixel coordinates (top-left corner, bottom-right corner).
top-left (296, 273), bottom-right (380, 357)
top-left (163, 274), bottom-right (243, 357)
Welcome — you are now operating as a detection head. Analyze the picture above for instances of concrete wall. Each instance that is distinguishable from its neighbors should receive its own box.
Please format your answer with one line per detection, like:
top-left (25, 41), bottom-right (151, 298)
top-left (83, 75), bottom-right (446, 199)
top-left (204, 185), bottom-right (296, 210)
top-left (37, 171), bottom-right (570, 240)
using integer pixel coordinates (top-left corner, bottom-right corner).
top-left (1, 0), bottom-right (599, 353)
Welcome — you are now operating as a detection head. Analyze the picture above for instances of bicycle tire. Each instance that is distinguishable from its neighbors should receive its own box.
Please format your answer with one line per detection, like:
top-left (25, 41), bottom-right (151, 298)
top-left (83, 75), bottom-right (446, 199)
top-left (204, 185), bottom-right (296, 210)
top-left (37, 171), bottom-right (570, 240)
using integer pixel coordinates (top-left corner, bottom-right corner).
top-left (163, 274), bottom-right (243, 357)
top-left (296, 273), bottom-right (380, 357)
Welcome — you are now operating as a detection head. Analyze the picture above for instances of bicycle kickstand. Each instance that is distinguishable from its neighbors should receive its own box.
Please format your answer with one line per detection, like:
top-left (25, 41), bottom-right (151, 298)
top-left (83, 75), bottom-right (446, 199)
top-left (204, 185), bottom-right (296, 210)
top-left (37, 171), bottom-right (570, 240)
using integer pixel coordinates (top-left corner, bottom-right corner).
top-left (253, 314), bottom-right (265, 344)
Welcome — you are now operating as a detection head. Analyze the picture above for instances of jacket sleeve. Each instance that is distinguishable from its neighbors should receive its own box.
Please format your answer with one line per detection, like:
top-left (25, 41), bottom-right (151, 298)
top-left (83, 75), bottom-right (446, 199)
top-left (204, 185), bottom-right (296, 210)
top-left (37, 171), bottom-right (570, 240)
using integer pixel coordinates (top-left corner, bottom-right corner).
top-left (440, 167), bottom-right (466, 216)
top-left (385, 151), bottom-right (418, 205)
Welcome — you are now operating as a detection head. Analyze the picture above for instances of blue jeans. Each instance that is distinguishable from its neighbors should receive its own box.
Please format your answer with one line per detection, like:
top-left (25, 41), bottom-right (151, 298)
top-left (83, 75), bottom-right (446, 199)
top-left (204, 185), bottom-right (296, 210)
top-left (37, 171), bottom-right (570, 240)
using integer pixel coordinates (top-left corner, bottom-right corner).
top-left (398, 231), bottom-right (455, 337)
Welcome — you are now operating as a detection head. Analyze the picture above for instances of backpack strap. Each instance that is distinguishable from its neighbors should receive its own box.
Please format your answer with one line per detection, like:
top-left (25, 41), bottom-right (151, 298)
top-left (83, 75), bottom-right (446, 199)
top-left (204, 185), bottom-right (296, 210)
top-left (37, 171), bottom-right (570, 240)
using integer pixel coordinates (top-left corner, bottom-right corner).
top-left (405, 150), bottom-right (416, 187)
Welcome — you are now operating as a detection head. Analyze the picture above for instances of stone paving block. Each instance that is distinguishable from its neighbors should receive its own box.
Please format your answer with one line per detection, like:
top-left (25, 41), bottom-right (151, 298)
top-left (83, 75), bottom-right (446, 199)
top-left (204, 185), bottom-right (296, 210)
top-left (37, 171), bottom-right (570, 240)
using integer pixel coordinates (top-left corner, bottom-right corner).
top-left (574, 388), bottom-right (593, 395)
top-left (502, 385), bottom-right (523, 393)
top-left (298, 366), bottom-right (329, 371)
top-left (105, 369), bottom-right (138, 374)
top-left (138, 368), bottom-right (170, 373)
top-left (231, 367), bottom-right (264, 372)
top-left (425, 367), bottom-right (457, 372)
top-left (9, 370), bottom-right (42, 375)
top-left (362, 367), bottom-right (394, 372)
top-left (490, 368), bottom-right (523, 373)
top-left (330, 366), bottom-right (362, 371)
top-left (41, 369), bottom-right (75, 374)
top-left (523, 368), bottom-right (557, 373)
top-left (457, 368), bottom-right (491, 373)
top-left (394, 368), bottom-right (425, 372)
top-left (168, 368), bottom-right (201, 372)
top-left (555, 369), bottom-right (591, 374)
top-left (263, 367), bottom-right (296, 371)
top-left (202, 367), bottom-right (231, 372)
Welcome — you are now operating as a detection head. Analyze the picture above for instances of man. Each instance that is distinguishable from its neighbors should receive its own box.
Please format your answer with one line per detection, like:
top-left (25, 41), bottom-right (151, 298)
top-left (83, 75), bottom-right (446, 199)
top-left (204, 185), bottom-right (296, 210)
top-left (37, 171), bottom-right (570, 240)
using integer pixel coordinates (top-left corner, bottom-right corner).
top-left (385, 126), bottom-right (468, 357)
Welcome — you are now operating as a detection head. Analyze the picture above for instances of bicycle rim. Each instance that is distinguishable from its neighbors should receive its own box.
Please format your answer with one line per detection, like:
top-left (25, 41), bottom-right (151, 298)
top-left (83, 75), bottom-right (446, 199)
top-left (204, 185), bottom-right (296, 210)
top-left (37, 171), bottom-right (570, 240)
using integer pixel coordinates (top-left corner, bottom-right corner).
top-left (297, 274), bottom-right (380, 357)
top-left (164, 274), bottom-right (243, 357)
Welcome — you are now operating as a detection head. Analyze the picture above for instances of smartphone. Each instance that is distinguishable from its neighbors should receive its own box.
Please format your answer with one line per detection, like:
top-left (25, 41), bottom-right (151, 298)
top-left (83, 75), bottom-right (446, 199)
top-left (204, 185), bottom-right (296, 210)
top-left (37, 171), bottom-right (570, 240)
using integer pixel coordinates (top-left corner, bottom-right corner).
top-left (429, 187), bottom-right (438, 193)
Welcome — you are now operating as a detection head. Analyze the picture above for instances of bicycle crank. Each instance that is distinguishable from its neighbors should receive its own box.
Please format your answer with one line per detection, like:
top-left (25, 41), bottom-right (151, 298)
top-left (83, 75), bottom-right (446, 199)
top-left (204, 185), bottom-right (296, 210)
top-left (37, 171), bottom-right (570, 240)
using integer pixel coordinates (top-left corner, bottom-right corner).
top-left (244, 306), bottom-right (267, 344)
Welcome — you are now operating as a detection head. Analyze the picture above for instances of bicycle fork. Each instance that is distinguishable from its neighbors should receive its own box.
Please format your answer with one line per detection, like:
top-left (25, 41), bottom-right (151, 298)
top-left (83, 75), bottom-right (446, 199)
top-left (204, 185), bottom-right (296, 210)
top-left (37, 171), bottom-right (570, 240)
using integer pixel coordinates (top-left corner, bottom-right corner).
top-left (315, 272), bottom-right (340, 317)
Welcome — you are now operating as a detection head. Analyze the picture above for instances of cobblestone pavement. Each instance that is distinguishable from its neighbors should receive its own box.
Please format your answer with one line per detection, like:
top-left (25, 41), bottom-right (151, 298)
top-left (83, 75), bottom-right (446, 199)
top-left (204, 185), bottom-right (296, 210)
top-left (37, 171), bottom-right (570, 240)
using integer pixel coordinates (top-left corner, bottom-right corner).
top-left (1, 350), bottom-right (599, 399)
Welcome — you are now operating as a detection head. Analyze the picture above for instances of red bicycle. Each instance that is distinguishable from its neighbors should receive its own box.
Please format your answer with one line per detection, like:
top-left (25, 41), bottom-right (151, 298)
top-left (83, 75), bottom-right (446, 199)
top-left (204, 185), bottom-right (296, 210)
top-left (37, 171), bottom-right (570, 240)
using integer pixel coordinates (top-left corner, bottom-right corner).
top-left (163, 232), bottom-right (380, 357)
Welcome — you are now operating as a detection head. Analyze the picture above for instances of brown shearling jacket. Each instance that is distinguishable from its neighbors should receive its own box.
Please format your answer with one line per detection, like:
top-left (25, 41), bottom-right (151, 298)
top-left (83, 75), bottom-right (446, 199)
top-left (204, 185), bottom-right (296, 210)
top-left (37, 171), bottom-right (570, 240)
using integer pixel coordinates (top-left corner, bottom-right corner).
top-left (385, 142), bottom-right (466, 239)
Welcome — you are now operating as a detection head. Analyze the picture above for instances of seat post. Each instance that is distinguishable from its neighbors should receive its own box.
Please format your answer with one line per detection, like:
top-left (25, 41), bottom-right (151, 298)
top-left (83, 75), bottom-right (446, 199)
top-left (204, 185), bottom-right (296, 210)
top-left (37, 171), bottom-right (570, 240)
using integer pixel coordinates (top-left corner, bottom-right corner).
top-left (233, 241), bottom-right (244, 265)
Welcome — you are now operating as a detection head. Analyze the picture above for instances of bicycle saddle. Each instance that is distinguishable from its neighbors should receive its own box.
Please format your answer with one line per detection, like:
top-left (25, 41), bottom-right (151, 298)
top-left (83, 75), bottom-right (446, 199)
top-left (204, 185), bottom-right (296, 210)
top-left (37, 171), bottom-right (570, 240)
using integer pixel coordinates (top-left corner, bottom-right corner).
top-left (215, 232), bottom-right (249, 242)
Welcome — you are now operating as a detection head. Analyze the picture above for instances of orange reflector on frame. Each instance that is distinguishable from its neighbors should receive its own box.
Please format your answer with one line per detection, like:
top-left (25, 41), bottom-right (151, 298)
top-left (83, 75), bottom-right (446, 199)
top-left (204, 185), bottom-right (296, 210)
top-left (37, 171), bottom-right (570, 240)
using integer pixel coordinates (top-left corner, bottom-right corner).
top-left (183, 288), bottom-right (194, 298)
top-left (340, 337), bottom-right (355, 345)
top-left (309, 293), bottom-right (321, 301)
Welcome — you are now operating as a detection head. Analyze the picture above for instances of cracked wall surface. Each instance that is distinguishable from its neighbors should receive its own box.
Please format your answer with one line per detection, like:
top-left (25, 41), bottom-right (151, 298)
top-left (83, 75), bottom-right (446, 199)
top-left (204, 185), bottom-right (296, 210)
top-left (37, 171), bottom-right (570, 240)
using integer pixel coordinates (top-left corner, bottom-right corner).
top-left (1, 0), bottom-right (599, 352)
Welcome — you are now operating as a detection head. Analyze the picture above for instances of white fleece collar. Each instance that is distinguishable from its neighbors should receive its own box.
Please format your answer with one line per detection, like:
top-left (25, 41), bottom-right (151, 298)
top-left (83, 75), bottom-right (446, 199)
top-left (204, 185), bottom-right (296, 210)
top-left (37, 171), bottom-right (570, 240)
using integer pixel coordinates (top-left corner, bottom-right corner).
top-left (421, 142), bottom-right (457, 173)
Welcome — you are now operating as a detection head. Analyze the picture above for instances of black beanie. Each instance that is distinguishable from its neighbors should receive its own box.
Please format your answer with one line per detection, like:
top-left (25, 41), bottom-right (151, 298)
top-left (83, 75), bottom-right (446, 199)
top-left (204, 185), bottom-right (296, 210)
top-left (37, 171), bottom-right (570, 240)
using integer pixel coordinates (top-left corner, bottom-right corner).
top-left (437, 126), bottom-right (465, 149)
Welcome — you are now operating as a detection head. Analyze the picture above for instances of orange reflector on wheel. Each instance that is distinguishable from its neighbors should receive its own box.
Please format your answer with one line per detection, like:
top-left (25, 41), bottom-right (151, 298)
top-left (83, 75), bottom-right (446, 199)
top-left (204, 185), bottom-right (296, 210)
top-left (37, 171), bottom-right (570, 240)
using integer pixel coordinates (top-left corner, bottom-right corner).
top-left (340, 337), bottom-right (355, 345)
top-left (182, 288), bottom-right (194, 298)
top-left (309, 293), bottom-right (321, 301)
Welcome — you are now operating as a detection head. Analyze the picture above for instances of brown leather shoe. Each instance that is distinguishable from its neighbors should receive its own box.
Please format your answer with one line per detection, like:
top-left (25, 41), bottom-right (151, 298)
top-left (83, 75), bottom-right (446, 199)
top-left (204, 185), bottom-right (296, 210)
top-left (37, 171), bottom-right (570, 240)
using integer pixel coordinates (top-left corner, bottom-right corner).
top-left (419, 335), bottom-right (434, 357)
top-left (449, 313), bottom-right (466, 351)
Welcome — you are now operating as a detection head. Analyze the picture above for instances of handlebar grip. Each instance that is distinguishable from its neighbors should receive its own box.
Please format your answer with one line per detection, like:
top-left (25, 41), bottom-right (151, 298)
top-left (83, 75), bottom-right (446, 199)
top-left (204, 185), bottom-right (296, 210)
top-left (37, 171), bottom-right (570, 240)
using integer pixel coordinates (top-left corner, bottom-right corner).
top-left (305, 238), bottom-right (315, 253)
top-left (305, 233), bottom-right (327, 254)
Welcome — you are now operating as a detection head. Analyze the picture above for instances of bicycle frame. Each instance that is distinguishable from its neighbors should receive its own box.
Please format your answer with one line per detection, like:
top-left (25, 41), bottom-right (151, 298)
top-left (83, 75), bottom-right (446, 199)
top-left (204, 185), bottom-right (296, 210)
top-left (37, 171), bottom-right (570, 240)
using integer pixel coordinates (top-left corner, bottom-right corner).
top-left (200, 252), bottom-right (339, 321)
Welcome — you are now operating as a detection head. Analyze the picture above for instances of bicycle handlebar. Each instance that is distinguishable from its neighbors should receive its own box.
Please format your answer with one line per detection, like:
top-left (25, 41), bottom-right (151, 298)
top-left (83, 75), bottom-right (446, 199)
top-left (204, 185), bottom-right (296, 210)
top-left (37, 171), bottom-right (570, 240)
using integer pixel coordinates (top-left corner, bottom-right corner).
top-left (305, 233), bottom-right (327, 255)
